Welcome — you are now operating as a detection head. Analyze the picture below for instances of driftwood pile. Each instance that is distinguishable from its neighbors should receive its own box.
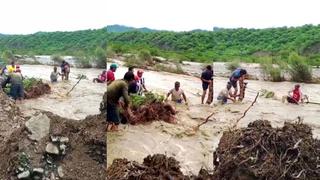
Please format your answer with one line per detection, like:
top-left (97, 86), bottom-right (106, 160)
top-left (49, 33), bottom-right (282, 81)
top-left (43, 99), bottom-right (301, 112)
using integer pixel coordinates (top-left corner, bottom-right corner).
top-left (107, 120), bottom-right (320, 180)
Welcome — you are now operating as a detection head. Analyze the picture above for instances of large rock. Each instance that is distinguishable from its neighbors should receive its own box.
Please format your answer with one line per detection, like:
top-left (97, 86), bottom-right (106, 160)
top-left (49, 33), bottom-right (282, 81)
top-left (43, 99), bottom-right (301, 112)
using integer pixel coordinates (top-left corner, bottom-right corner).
top-left (45, 143), bottom-right (59, 155)
top-left (25, 113), bottom-right (50, 141)
top-left (17, 170), bottom-right (30, 179)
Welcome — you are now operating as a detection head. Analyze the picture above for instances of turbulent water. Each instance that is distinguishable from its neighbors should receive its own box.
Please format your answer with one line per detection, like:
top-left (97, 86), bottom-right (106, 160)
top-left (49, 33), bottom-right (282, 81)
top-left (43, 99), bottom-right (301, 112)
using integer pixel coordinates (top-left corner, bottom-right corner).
top-left (108, 65), bottom-right (320, 175)
top-left (18, 65), bottom-right (105, 120)
top-left (15, 64), bottom-right (320, 176)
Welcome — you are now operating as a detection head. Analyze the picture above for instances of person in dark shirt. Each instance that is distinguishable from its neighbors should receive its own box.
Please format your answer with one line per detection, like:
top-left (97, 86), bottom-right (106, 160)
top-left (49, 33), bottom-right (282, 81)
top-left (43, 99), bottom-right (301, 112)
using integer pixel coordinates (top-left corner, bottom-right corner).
top-left (106, 71), bottom-right (136, 131)
top-left (201, 65), bottom-right (213, 104)
top-left (229, 68), bottom-right (247, 98)
top-left (124, 67), bottom-right (138, 95)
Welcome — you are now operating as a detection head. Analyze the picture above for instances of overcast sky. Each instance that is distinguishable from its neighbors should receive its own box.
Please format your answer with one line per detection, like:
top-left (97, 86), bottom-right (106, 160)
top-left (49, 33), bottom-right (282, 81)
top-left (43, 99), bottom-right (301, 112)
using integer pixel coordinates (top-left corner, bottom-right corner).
top-left (0, 0), bottom-right (319, 34)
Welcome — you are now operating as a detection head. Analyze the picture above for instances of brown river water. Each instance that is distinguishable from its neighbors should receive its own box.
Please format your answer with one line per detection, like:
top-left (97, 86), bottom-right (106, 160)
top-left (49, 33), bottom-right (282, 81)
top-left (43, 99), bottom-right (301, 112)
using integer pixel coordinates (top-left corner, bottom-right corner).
top-left (18, 65), bottom-right (105, 120)
top-left (108, 64), bottom-right (320, 175)
top-left (16, 64), bottom-right (320, 175)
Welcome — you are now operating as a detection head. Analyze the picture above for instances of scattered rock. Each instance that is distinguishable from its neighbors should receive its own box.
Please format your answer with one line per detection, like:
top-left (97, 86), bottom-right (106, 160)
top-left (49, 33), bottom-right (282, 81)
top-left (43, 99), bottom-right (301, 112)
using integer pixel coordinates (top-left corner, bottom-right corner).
top-left (60, 144), bottom-right (67, 155)
top-left (33, 167), bottom-right (44, 174)
top-left (59, 137), bottom-right (69, 143)
top-left (17, 170), bottom-right (30, 179)
top-left (50, 172), bottom-right (55, 180)
top-left (25, 113), bottom-right (50, 141)
top-left (45, 143), bottom-right (59, 155)
top-left (57, 166), bottom-right (64, 178)
top-left (50, 136), bottom-right (59, 142)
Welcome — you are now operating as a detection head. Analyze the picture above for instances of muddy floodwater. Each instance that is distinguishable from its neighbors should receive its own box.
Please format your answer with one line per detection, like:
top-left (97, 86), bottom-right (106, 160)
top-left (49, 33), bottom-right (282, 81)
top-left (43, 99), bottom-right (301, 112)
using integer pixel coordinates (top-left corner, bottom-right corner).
top-left (18, 65), bottom-right (105, 120)
top-left (108, 65), bottom-right (320, 175)
top-left (17, 64), bottom-right (320, 176)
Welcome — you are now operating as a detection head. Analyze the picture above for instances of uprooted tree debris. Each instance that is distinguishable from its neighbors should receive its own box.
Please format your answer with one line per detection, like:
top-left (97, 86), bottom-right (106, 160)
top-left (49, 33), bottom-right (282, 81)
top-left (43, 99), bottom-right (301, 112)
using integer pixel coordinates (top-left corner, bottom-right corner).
top-left (122, 93), bottom-right (176, 124)
top-left (213, 120), bottom-right (320, 180)
top-left (24, 78), bottom-right (51, 99)
top-left (107, 120), bottom-right (320, 180)
top-left (0, 92), bottom-right (105, 179)
top-left (106, 154), bottom-right (214, 180)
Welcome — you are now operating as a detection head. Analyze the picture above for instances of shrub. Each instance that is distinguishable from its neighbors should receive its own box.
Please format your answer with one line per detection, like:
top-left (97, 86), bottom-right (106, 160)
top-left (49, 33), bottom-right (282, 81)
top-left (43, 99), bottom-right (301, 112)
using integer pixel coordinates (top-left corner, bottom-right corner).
top-left (51, 55), bottom-right (64, 65)
top-left (260, 58), bottom-right (285, 82)
top-left (106, 46), bottom-right (115, 58)
top-left (139, 49), bottom-right (153, 65)
top-left (154, 63), bottom-right (185, 74)
top-left (288, 53), bottom-right (312, 82)
top-left (76, 56), bottom-right (92, 68)
top-left (124, 55), bottom-right (145, 68)
top-left (227, 60), bottom-right (240, 72)
top-left (94, 47), bottom-right (107, 68)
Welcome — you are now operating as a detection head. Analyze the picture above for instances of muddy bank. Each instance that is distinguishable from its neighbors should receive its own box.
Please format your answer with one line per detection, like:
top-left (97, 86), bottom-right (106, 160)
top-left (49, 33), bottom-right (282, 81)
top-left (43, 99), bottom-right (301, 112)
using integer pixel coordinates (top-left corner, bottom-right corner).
top-left (107, 120), bottom-right (320, 179)
top-left (0, 91), bottom-right (25, 144)
top-left (0, 92), bottom-right (105, 179)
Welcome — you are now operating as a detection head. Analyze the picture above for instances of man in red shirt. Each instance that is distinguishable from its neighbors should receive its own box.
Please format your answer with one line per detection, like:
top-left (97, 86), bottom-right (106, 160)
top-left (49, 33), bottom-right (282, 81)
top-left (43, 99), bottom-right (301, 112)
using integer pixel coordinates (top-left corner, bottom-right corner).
top-left (107, 63), bottom-right (118, 85)
top-left (284, 84), bottom-right (303, 104)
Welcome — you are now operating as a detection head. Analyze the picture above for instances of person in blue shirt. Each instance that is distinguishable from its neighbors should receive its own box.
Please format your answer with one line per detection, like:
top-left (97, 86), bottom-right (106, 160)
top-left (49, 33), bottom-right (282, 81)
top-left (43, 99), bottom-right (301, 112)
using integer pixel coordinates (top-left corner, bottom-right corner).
top-left (229, 68), bottom-right (247, 98)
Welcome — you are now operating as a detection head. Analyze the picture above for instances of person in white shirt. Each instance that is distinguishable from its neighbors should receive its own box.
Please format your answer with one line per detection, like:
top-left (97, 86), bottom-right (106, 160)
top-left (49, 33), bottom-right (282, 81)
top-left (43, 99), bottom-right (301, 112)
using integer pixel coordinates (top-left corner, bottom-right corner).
top-left (165, 81), bottom-right (188, 105)
top-left (136, 70), bottom-right (148, 95)
top-left (217, 82), bottom-right (235, 104)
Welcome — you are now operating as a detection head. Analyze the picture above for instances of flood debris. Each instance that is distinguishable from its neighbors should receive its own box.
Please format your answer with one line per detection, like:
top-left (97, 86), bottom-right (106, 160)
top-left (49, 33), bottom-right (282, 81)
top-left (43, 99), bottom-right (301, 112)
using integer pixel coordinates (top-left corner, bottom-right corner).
top-left (260, 89), bottom-right (275, 98)
top-left (24, 78), bottom-right (51, 99)
top-left (213, 120), bottom-right (320, 180)
top-left (107, 120), bottom-right (320, 180)
top-left (121, 92), bottom-right (176, 124)
top-left (106, 154), bottom-right (187, 179)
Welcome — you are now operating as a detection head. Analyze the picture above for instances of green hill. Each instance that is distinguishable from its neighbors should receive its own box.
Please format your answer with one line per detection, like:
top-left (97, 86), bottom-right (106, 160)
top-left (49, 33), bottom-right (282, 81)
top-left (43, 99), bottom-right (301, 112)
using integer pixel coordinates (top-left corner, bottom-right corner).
top-left (106, 25), bottom-right (157, 33)
top-left (0, 24), bottom-right (320, 65)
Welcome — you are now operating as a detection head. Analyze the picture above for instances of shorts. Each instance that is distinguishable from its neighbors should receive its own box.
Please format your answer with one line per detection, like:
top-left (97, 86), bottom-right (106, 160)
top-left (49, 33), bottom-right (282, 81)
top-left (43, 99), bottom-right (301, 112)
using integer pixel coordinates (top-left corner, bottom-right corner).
top-left (10, 83), bottom-right (24, 100)
top-left (173, 99), bottom-right (182, 104)
top-left (217, 95), bottom-right (227, 104)
top-left (287, 96), bottom-right (298, 104)
top-left (202, 83), bottom-right (209, 90)
top-left (106, 103), bottom-right (120, 125)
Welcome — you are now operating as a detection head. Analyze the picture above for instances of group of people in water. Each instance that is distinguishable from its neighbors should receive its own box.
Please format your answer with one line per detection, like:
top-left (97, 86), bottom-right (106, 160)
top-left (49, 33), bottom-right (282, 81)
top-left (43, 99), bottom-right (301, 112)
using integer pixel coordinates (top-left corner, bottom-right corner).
top-left (0, 61), bottom-right (24, 102)
top-left (0, 60), bottom-right (74, 102)
top-left (105, 63), bottom-right (306, 132)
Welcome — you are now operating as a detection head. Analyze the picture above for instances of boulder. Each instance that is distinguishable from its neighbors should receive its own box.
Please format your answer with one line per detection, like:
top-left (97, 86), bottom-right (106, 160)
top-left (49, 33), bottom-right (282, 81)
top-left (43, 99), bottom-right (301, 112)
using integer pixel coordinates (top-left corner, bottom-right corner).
top-left (25, 114), bottom-right (50, 141)
top-left (45, 143), bottom-right (59, 155)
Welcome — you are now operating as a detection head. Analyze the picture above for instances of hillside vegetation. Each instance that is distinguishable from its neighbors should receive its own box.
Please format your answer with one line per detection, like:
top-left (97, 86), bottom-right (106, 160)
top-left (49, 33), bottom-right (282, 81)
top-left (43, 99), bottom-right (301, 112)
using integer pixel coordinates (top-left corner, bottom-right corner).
top-left (0, 25), bottom-right (320, 66)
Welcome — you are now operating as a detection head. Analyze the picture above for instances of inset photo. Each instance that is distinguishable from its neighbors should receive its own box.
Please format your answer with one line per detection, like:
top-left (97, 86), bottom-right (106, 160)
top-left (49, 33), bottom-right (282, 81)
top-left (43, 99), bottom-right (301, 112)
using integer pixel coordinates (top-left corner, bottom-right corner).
top-left (106, 0), bottom-right (320, 179)
top-left (0, 0), bottom-right (107, 179)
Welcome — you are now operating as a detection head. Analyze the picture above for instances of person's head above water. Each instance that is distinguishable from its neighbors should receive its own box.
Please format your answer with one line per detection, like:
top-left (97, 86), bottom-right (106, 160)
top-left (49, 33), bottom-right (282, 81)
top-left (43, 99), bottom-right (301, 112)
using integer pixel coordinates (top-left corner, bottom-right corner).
top-left (295, 84), bottom-right (300, 89)
top-left (54, 66), bottom-right (57, 72)
top-left (11, 61), bottom-right (15, 66)
top-left (137, 70), bottom-right (143, 77)
top-left (206, 65), bottom-right (212, 71)
top-left (240, 69), bottom-right (247, 76)
top-left (174, 81), bottom-right (180, 90)
top-left (123, 71), bottom-right (135, 82)
top-left (128, 66), bottom-right (134, 72)
top-left (110, 63), bottom-right (118, 71)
